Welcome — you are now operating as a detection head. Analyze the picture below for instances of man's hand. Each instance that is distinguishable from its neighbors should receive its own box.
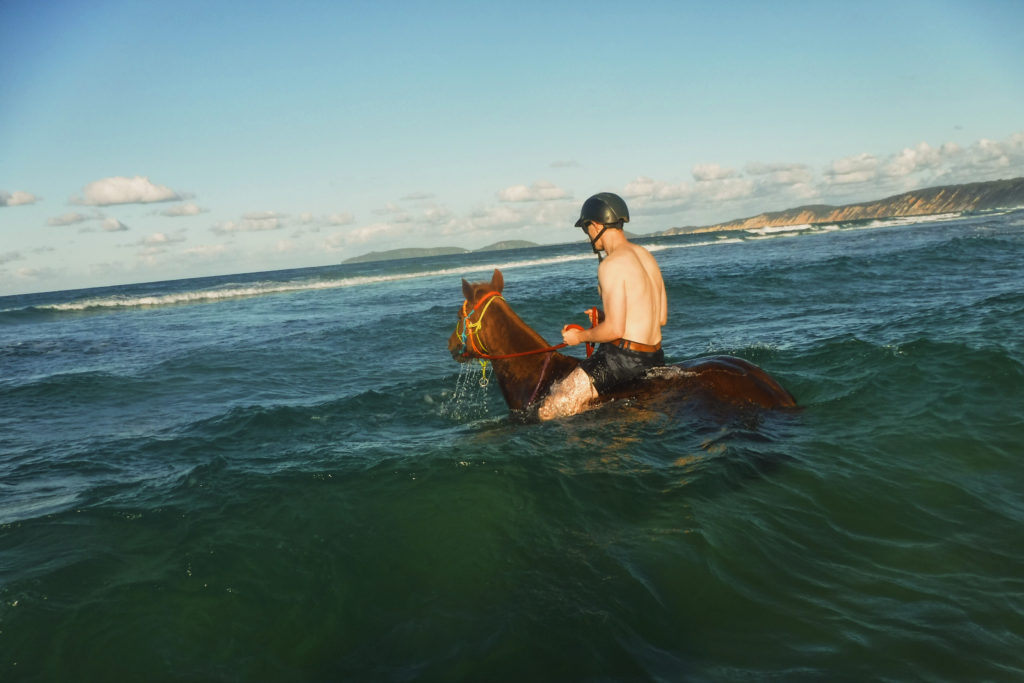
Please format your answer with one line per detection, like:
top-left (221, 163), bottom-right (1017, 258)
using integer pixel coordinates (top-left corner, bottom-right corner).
top-left (561, 324), bottom-right (584, 346)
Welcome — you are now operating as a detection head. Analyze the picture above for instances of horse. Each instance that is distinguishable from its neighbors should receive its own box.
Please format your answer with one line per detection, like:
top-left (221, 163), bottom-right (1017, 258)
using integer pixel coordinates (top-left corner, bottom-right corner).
top-left (447, 269), bottom-right (797, 419)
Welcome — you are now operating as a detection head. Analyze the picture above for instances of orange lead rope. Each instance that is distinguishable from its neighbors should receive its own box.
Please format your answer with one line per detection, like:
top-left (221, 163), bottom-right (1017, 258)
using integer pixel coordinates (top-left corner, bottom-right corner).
top-left (585, 307), bottom-right (599, 358)
top-left (564, 307), bottom-right (600, 358)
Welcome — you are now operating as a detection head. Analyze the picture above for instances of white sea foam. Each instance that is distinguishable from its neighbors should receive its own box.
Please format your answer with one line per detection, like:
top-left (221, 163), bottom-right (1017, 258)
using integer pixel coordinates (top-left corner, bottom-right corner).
top-left (37, 253), bottom-right (601, 312)
top-left (36, 242), bottom-right (762, 313)
top-left (746, 223), bottom-right (814, 235)
top-left (32, 219), bottom-right (908, 314)
top-left (747, 233), bottom-right (797, 241)
top-left (646, 238), bottom-right (745, 251)
top-left (860, 212), bottom-right (962, 229)
top-left (0, 488), bottom-right (80, 525)
top-left (644, 366), bottom-right (697, 380)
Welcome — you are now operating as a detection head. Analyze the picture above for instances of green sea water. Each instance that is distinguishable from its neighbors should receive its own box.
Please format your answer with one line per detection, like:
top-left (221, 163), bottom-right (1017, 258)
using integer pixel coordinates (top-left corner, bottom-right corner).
top-left (1, 211), bottom-right (1022, 681)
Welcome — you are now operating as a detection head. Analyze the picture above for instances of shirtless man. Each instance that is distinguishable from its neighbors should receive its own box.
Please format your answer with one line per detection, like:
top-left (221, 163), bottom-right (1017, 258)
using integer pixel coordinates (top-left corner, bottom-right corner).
top-left (538, 192), bottom-right (668, 421)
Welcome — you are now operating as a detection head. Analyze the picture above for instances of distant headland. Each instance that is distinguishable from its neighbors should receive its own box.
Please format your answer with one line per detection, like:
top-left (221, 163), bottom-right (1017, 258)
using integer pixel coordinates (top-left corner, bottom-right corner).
top-left (655, 176), bottom-right (1024, 235)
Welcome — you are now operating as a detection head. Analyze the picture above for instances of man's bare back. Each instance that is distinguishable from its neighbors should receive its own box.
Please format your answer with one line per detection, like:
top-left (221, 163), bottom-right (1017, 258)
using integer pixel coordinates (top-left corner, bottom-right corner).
top-left (598, 241), bottom-right (667, 347)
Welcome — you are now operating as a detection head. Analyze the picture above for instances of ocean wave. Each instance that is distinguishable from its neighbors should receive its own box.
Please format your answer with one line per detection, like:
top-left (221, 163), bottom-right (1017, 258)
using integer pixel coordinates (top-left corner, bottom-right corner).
top-left (746, 223), bottom-right (815, 235)
top-left (18, 254), bottom-right (600, 313)
top-left (738, 213), bottom-right (967, 240)
top-left (7, 243), bottom-right (755, 315)
top-left (0, 485), bottom-right (82, 526)
top-left (650, 238), bottom-right (746, 249)
top-left (745, 231), bottom-right (808, 241)
top-left (858, 212), bottom-right (963, 229)
top-left (1, 211), bottom-right (990, 317)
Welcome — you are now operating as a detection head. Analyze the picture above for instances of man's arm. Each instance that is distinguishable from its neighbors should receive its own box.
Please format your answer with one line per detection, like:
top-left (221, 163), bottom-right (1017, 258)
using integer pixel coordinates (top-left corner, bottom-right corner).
top-left (659, 278), bottom-right (667, 326)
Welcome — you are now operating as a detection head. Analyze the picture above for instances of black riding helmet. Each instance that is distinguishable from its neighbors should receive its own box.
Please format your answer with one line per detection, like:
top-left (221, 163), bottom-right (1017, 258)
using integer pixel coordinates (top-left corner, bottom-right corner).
top-left (574, 192), bottom-right (630, 228)
top-left (575, 192), bottom-right (629, 261)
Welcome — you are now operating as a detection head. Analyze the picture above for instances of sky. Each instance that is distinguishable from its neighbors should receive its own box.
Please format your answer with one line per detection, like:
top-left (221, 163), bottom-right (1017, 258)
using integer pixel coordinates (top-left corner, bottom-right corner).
top-left (2, 0), bottom-right (1023, 296)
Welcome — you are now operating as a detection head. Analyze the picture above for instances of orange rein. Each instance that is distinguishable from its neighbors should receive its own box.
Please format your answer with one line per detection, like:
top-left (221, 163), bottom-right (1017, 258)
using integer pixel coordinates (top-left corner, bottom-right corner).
top-left (457, 292), bottom-right (597, 361)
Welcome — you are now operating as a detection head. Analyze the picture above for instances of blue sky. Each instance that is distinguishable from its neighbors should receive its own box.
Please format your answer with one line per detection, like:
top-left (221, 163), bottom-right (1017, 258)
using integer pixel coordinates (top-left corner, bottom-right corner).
top-left (2, 0), bottom-right (1023, 295)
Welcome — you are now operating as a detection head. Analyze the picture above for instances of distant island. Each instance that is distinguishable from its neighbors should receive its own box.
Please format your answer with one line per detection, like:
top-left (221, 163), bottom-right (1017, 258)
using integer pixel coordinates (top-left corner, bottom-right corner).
top-left (656, 176), bottom-right (1024, 235)
top-left (343, 240), bottom-right (538, 264)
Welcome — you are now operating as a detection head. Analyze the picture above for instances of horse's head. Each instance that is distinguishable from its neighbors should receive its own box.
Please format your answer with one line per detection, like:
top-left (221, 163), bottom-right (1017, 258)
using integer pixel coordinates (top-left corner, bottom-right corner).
top-left (448, 268), bottom-right (505, 361)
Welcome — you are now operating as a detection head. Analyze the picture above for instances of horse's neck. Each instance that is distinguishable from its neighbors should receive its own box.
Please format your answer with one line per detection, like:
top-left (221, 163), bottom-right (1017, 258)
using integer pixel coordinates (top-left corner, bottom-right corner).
top-left (485, 304), bottom-right (578, 411)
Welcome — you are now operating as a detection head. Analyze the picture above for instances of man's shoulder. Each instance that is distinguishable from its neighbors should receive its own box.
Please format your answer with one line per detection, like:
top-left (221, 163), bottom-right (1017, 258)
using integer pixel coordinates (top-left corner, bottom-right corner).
top-left (600, 248), bottom-right (649, 284)
top-left (604, 242), bottom-right (653, 268)
top-left (598, 249), bottom-right (632, 273)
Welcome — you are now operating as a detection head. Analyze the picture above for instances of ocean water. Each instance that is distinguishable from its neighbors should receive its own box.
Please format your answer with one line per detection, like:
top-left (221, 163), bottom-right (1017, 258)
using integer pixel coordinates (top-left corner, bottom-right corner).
top-left (1, 210), bottom-right (1023, 681)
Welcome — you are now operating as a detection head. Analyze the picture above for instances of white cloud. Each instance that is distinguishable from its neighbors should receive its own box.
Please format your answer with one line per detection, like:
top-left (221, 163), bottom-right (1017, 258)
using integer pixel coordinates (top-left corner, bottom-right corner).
top-left (102, 218), bottom-right (130, 232)
top-left (212, 214), bottom-right (284, 234)
top-left (423, 205), bottom-right (452, 224)
top-left (746, 162), bottom-right (813, 185)
top-left (692, 163), bottom-right (738, 182)
top-left (885, 142), bottom-right (945, 178)
top-left (1, 251), bottom-right (24, 265)
top-left (820, 132), bottom-right (1024, 192)
top-left (0, 190), bottom-right (39, 206)
top-left (290, 211), bottom-right (358, 237)
top-left (75, 175), bottom-right (184, 206)
top-left (129, 232), bottom-right (187, 257)
top-left (745, 162), bottom-right (817, 199)
top-left (326, 212), bottom-right (355, 226)
top-left (161, 202), bottom-right (206, 217)
top-left (498, 180), bottom-right (569, 202)
top-left (694, 177), bottom-right (755, 202)
top-left (623, 176), bottom-right (691, 202)
top-left (960, 135), bottom-right (1024, 173)
top-left (14, 266), bottom-right (56, 282)
top-left (142, 232), bottom-right (186, 247)
top-left (325, 222), bottom-right (400, 249)
top-left (915, 133), bottom-right (1024, 185)
top-left (824, 153), bottom-right (880, 185)
top-left (438, 196), bottom-right (580, 245)
top-left (627, 170), bottom-right (753, 208)
top-left (466, 204), bottom-right (529, 229)
top-left (599, 132), bottom-right (1022, 228)
top-left (373, 202), bottom-right (411, 221)
top-left (372, 201), bottom-right (454, 226)
top-left (321, 201), bottom-right (476, 254)
top-left (242, 210), bottom-right (286, 221)
top-left (182, 244), bottom-right (227, 258)
top-left (48, 212), bottom-right (93, 226)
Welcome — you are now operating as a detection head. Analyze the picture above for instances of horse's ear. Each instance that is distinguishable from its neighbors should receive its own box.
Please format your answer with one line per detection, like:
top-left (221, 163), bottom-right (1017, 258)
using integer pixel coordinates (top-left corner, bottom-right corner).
top-left (462, 278), bottom-right (473, 300)
top-left (491, 269), bottom-right (503, 292)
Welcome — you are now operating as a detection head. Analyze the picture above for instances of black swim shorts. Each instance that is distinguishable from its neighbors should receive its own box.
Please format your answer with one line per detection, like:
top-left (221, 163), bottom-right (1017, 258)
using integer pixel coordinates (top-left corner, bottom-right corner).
top-left (579, 341), bottom-right (665, 395)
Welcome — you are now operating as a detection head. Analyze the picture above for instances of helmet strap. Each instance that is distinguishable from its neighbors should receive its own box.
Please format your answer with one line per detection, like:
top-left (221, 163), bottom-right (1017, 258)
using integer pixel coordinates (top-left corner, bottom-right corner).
top-left (590, 224), bottom-right (610, 263)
